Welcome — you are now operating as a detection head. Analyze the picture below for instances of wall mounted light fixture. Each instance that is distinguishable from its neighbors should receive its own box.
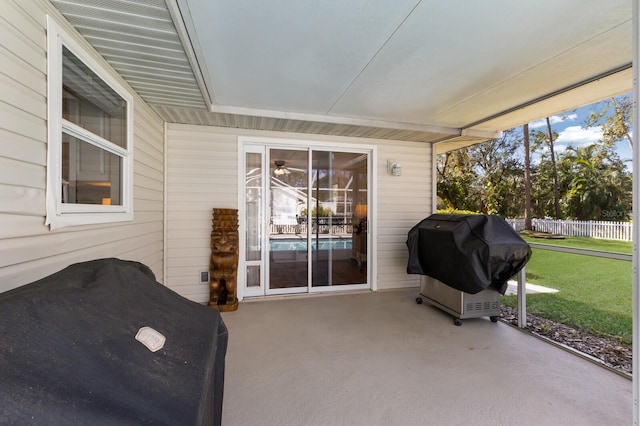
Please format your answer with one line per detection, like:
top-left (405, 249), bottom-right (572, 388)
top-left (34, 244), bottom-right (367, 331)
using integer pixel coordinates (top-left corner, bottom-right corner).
top-left (387, 159), bottom-right (402, 176)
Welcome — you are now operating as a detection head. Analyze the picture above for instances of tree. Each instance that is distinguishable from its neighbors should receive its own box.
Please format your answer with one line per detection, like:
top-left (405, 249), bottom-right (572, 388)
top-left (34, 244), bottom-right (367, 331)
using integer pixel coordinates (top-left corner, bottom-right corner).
top-left (436, 130), bottom-right (524, 216)
top-left (545, 117), bottom-right (561, 219)
top-left (467, 129), bottom-right (524, 216)
top-left (531, 126), bottom-right (563, 218)
top-left (560, 144), bottom-right (631, 220)
top-left (436, 149), bottom-right (479, 212)
top-left (585, 95), bottom-right (633, 151)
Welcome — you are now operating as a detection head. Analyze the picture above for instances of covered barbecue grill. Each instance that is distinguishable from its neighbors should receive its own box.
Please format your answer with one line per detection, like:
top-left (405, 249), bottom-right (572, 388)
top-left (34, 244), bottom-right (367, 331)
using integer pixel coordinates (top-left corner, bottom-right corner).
top-left (407, 214), bottom-right (531, 324)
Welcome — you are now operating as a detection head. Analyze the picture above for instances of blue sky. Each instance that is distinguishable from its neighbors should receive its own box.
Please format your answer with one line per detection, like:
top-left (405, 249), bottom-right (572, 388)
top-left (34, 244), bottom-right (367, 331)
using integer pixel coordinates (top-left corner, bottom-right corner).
top-left (526, 93), bottom-right (633, 167)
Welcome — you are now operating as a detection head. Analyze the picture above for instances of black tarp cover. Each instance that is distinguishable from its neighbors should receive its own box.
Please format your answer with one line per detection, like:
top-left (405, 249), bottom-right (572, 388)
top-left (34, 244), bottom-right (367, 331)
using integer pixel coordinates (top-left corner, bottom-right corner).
top-left (407, 214), bottom-right (531, 294)
top-left (0, 258), bottom-right (227, 425)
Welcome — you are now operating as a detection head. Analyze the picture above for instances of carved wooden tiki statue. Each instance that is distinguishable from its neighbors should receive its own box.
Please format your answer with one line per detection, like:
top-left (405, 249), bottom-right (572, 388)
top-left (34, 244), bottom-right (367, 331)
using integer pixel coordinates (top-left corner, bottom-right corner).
top-left (208, 208), bottom-right (239, 311)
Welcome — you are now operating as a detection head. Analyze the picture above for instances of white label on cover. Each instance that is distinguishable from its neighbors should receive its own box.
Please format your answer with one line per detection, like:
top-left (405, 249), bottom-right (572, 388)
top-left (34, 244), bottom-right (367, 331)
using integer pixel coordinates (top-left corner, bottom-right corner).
top-left (135, 326), bottom-right (166, 352)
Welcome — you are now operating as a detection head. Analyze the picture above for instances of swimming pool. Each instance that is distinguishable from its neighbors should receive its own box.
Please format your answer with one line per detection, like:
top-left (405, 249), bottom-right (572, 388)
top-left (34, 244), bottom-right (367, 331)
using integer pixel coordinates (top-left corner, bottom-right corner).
top-left (270, 238), bottom-right (352, 251)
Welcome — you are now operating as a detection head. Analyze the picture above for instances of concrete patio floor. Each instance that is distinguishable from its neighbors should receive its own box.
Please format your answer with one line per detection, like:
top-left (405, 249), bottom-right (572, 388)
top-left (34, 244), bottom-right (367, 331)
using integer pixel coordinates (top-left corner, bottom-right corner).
top-left (220, 288), bottom-right (631, 425)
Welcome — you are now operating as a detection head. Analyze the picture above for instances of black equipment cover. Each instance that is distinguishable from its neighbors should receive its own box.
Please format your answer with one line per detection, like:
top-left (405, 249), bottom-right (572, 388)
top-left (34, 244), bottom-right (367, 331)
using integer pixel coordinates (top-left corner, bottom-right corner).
top-left (407, 214), bottom-right (531, 294)
top-left (0, 258), bottom-right (227, 425)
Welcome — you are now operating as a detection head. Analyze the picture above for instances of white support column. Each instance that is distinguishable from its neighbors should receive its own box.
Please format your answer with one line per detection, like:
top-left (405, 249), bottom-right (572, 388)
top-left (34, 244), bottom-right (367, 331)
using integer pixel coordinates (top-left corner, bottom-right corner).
top-left (517, 267), bottom-right (527, 328)
top-left (632, 0), bottom-right (639, 423)
top-left (431, 143), bottom-right (438, 215)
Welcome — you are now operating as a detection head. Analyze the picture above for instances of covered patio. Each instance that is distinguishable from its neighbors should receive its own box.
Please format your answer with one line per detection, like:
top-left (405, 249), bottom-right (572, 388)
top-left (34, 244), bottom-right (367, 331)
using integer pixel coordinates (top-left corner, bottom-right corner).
top-left (28, 0), bottom-right (640, 425)
top-left (220, 289), bottom-right (631, 425)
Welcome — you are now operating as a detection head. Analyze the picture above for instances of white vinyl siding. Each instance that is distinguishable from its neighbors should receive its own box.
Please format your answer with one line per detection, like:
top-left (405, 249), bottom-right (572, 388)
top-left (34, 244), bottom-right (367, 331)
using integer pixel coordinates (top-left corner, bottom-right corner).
top-left (165, 125), bottom-right (238, 302)
top-left (0, 1), bottom-right (164, 292)
top-left (166, 124), bottom-right (431, 303)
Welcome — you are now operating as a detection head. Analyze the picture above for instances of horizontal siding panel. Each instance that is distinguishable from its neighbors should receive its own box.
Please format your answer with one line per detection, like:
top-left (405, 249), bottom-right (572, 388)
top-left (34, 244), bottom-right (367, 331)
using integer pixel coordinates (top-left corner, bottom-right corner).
top-left (167, 256), bottom-right (209, 269)
top-left (167, 219), bottom-right (210, 231)
top-left (167, 210), bottom-right (211, 221)
top-left (0, 70), bottom-right (46, 118)
top-left (134, 149), bottom-right (163, 174)
top-left (378, 200), bottom-right (430, 210)
top-left (377, 176), bottom-right (432, 187)
top-left (0, 129), bottom-right (46, 164)
top-left (0, 101), bottom-right (46, 142)
top-left (167, 191), bottom-right (237, 204)
top-left (1, 0), bottom-right (45, 45)
top-left (168, 157), bottom-right (238, 169)
top-left (0, 214), bottom-right (46, 239)
top-left (130, 210), bottom-right (164, 225)
top-left (167, 201), bottom-right (226, 213)
top-left (168, 265), bottom-right (209, 278)
top-left (167, 144), bottom-right (237, 157)
top-left (0, 7), bottom-right (45, 74)
top-left (133, 198), bottom-right (163, 212)
top-left (167, 229), bottom-right (213, 240)
top-left (168, 180), bottom-right (239, 194)
top-left (0, 157), bottom-right (45, 188)
top-left (135, 127), bottom-right (164, 157)
top-left (0, 233), bottom-right (160, 293)
top-left (0, 49), bottom-right (46, 103)
top-left (133, 186), bottom-right (163, 202)
top-left (118, 237), bottom-right (164, 263)
top-left (167, 247), bottom-right (210, 259)
top-left (163, 168), bottom-right (227, 179)
top-left (377, 277), bottom-right (419, 290)
top-left (169, 237), bottom-right (211, 248)
top-left (167, 283), bottom-right (209, 296)
top-left (134, 161), bottom-right (164, 182)
top-left (0, 184), bottom-right (44, 215)
top-left (134, 173), bottom-right (164, 192)
top-left (0, 221), bottom-right (162, 266)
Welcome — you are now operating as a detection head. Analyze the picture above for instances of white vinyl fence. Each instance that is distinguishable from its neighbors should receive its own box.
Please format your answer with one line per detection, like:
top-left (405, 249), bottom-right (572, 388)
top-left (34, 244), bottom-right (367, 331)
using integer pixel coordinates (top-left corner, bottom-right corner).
top-left (506, 218), bottom-right (632, 241)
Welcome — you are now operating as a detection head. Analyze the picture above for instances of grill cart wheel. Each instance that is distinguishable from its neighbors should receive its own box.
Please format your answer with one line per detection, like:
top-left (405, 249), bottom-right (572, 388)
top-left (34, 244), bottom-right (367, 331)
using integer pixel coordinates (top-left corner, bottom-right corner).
top-left (490, 316), bottom-right (499, 323)
top-left (415, 297), bottom-right (423, 304)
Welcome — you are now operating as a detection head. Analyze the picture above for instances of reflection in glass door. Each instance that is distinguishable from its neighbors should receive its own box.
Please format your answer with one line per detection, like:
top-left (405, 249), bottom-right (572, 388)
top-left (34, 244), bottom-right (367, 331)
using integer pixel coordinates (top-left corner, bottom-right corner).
top-left (268, 149), bottom-right (309, 293)
top-left (311, 151), bottom-right (367, 288)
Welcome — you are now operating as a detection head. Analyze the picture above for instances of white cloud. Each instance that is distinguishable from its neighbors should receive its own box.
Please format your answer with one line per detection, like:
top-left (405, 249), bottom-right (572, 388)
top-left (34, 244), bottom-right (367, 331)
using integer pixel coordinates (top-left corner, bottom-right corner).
top-left (529, 113), bottom-right (578, 129)
top-left (554, 125), bottom-right (602, 146)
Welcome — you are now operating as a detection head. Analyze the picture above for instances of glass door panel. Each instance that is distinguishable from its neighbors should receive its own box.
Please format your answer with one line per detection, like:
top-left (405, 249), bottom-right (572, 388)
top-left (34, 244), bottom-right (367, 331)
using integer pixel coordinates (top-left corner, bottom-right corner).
top-left (311, 151), bottom-right (368, 288)
top-left (268, 148), bottom-right (309, 291)
top-left (244, 149), bottom-right (265, 297)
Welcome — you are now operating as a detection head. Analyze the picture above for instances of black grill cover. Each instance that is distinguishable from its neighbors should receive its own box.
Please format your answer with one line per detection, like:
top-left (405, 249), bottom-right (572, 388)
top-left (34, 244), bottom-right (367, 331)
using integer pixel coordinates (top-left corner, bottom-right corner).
top-left (0, 258), bottom-right (227, 425)
top-left (407, 214), bottom-right (531, 294)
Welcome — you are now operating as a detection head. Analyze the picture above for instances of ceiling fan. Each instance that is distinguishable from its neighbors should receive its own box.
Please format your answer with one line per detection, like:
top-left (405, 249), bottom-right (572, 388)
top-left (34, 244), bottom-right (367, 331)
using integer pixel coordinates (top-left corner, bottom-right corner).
top-left (273, 160), bottom-right (290, 176)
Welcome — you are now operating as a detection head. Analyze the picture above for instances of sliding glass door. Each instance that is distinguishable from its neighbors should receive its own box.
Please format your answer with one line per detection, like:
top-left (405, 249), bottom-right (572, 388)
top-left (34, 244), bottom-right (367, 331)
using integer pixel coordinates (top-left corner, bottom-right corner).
top-left (268, 148), bottom-right (309, 293)
top-left (310, 150), bottom-right (368, 288)
top-left (243, 143), bottom-right (370, 297)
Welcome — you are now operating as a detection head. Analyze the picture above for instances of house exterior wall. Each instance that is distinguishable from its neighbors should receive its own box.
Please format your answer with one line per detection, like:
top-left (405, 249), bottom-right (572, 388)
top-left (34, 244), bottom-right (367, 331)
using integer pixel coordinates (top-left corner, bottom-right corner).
top-left (166, 123), bottom-right (432, 303)
top-left (0, 1), bottom-right (165, 293)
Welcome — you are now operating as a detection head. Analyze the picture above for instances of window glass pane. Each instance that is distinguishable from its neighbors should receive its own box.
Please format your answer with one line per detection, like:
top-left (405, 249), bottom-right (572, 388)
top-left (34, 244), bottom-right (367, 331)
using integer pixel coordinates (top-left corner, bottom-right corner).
top-left (246, 265), bottom-right (261, 288)
top-left (62, 134), bottom-right (122, 205)
top-left (62, 46), bottom-right (127, 148)
top-left (246, 152), bottom-right (262, 261)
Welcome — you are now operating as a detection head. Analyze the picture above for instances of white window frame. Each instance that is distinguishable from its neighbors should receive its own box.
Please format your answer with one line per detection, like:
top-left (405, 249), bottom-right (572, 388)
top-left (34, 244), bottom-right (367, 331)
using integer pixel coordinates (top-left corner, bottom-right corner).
top-left (45, 16), bottom-right (134, 230)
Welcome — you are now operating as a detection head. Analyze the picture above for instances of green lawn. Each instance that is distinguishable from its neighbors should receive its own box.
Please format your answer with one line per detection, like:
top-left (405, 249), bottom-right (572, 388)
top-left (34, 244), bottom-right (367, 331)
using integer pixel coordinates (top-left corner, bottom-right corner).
top-left (502, 235), bottom-right (632, 344)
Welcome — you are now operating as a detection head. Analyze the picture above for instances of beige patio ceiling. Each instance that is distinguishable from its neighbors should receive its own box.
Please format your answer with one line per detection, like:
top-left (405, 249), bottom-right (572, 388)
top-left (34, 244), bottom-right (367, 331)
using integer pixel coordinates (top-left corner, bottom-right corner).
top-left (50, 0), bottom-right (632, 153)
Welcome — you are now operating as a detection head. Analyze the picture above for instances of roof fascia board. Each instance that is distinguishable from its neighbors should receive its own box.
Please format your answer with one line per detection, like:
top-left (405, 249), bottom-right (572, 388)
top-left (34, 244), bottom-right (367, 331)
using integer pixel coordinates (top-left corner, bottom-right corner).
top-left (165, 0), bottom-right (215, 106)
top-left (463, 64), bottom-right (632, 131)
